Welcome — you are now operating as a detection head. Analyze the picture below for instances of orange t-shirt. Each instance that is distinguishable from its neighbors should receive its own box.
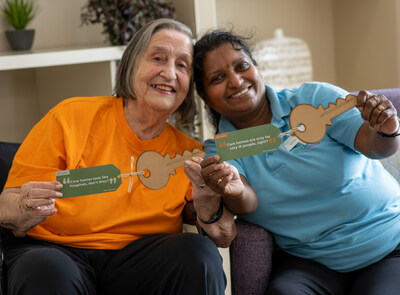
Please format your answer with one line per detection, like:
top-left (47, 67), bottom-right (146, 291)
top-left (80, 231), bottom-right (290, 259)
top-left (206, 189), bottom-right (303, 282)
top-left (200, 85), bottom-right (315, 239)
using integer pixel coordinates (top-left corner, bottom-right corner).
top-left (5, 96), bottom-right (202, 250)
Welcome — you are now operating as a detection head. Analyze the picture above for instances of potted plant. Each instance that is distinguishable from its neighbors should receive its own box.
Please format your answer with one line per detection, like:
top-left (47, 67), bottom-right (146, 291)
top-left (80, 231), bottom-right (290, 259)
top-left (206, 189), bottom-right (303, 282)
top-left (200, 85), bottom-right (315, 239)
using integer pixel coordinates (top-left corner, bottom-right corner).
top-left (81, 0), bottom-right (176, 46)
top-left (1, 0), bottom-right (38, 50)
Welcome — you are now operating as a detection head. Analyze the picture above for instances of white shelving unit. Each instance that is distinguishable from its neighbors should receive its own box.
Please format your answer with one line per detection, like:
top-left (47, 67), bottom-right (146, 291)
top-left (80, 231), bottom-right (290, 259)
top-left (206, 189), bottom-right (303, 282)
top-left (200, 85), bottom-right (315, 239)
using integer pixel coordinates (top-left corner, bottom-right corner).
top-left (0, 46), bottom-right (125, 71)
top-left (0, 46), bottom-right (125, 143)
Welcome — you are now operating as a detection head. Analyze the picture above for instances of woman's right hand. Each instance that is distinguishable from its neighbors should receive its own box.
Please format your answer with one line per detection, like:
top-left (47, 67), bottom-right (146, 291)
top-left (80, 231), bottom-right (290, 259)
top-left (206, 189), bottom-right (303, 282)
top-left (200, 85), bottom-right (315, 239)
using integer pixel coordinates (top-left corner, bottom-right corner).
top-left (200, 155), bottom-right (244, 200)
top-left (0, 181), bottom-right (63, 237)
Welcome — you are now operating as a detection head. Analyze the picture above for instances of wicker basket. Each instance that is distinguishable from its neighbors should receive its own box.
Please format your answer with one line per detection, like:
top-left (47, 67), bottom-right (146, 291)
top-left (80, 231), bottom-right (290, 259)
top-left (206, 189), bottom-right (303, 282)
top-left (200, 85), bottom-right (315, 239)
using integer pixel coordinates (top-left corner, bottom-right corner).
top-left (253, 28), bottom-right (313, 91)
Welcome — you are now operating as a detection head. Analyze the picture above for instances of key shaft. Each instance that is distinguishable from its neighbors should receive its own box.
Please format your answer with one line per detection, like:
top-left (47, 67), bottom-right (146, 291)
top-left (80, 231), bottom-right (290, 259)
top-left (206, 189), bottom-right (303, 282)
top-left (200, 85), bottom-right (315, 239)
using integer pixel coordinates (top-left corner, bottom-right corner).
top-left (321, 94), bottom-right (357, 124)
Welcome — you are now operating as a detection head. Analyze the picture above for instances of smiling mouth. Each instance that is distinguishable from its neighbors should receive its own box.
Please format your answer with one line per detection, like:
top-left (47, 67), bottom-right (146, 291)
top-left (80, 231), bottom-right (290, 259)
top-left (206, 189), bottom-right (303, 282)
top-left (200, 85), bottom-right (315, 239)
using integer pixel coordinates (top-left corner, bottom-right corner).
top-left (229, 86), bottom-right (250, 98)
top-left (151, 84), bottom-right (176, 92)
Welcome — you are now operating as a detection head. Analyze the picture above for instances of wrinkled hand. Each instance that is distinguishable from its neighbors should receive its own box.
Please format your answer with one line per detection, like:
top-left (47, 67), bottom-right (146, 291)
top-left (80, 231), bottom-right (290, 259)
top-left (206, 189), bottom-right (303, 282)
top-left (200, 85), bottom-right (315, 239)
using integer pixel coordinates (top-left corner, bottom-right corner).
top-left (184, 157), bottom-right (218, 201)
top-left (199, 155), bottom-right (244, 200)
top-left (184, 157), bottom-right (221, 217)
top-left (184, 157), bottom-right (237, 247)
top-left (1, 181), bottom-right (63, 237)
top-left (356, 90), bottom-right (399, 135)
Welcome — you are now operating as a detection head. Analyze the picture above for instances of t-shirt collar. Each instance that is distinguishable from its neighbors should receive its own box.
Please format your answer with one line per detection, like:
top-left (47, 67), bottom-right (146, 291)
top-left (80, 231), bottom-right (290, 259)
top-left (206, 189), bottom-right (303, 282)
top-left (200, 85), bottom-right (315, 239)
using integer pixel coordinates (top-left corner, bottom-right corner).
top-left (113, 97), bottom-right (172, 149)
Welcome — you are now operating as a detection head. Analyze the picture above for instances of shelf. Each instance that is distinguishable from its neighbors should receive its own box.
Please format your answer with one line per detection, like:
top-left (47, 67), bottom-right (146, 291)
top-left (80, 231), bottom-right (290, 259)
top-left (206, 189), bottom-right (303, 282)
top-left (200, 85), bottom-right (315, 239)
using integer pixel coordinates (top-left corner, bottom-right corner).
top-left (0, 45), bottom-right (126, 71)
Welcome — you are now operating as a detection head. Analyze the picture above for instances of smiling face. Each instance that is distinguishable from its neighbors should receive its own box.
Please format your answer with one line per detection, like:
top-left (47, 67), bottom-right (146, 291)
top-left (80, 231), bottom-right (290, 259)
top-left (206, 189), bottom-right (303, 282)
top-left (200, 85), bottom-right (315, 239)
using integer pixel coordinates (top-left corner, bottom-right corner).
top-left (132, 28), bottom-right (193, 117)
top-left (202, 42), bottom-right (266, 126)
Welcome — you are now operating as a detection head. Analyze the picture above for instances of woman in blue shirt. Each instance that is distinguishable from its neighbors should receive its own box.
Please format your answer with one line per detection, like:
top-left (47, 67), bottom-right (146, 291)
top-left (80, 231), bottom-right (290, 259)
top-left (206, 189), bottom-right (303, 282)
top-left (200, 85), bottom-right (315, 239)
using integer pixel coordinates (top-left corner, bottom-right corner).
top-left (186, 29), bottom-right (400, 294)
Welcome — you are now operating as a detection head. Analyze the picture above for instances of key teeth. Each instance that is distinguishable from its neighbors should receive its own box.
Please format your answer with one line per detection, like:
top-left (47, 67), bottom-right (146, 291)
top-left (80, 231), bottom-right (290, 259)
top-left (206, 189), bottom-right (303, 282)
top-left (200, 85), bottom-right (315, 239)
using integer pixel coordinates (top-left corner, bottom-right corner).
top-left (175, 148), bottom-right (205, 160)
top-left (181, 150), bottom-right (191, 158)
top-left (334, 97), bottom-right (347, 105)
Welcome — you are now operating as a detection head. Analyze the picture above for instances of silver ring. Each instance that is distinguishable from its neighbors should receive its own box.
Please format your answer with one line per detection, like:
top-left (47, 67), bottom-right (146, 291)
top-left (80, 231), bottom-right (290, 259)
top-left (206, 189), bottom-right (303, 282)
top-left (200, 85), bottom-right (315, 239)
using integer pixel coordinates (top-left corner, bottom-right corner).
top-left (199, 183), bottom-right (206, 188)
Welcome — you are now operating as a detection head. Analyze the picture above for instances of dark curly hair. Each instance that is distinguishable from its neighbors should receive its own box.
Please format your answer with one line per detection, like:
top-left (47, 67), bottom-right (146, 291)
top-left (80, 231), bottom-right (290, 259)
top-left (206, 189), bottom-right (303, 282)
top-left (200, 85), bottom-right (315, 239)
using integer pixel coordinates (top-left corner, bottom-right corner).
top-left (193, 29), bottom-right (257, 130)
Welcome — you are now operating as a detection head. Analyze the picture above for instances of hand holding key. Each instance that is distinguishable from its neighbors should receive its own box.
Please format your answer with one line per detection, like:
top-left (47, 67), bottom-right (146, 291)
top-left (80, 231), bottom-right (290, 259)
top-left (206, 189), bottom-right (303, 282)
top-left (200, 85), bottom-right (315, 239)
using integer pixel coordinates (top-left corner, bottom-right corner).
top-left (356, 90), bottom-right (399, 136)
top-left (289, 90), bottom-right (399, 143)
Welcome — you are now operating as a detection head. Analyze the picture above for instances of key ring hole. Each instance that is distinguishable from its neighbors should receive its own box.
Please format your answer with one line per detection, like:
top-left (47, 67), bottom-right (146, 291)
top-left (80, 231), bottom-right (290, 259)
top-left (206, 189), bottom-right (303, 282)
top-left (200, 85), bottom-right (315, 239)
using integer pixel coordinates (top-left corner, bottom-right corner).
top-left (297, 124), bottom-right (306, 132)
top-left (143, 169), bottom-right (150, 178)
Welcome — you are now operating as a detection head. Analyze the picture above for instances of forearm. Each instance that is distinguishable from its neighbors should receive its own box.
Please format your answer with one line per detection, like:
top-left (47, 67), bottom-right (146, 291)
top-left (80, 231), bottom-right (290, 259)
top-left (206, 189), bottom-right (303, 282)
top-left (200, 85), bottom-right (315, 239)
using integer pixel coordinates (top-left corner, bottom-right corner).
top-left (222, 184), bottom-right (258, 215)
top-left (355, 123), bottom-right (400, 159)
top-left (0, 188), bottom-right (26, 233)
top-left (196, 201), bottom-right (236, 248)
top-left (370, 131), bottom-right (400, 158)
top-left (193, 189), bottom-right (236, 248)
top-left (184, 157), bottom-right (238, 247)
top-left (222, 175), bottom-right (258, 215)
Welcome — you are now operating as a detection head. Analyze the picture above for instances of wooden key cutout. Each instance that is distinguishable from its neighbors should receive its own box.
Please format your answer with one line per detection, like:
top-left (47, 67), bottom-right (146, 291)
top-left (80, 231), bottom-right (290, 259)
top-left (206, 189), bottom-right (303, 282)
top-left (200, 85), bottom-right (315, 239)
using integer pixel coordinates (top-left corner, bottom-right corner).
top-left (289, 94), bottom-right (357, 143)
top-left (136, 148), bottom-right (205, 190)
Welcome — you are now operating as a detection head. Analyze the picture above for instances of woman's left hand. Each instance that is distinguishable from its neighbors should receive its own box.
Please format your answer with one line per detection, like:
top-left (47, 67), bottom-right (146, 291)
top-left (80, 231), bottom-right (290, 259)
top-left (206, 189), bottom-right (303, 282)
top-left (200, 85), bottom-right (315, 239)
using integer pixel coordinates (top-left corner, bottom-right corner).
top-left (356, 90), bottom-right (399, 135)
top-left (184, 157), bottom-right (221, 209)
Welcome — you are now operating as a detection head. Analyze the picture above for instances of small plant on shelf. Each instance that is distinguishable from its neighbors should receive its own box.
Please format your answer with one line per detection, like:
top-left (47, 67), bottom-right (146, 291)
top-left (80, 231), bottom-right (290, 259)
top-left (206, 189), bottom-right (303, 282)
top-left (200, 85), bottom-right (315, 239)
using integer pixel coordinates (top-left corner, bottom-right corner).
top-left (1, 0), bottom-right (38, 50)
top-left (81, 0), bottom-right (176, 46)
top-left (1, 0), bottom-right (37, 30)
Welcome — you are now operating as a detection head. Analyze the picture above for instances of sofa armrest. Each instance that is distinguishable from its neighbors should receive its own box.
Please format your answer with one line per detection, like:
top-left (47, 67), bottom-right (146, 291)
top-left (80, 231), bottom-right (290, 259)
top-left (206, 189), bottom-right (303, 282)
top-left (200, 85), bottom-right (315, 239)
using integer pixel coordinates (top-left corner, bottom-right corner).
top-left (0, 142), bottom-right (21, 192)
top-left (230, 219), bottom-right (274, 295)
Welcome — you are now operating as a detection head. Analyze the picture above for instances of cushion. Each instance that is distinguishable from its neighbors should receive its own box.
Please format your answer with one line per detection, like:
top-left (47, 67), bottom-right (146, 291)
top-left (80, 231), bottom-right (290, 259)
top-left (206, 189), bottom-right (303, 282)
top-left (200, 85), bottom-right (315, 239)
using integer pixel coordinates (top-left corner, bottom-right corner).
top-left (380, 151), bottom-right (400, 183)
top-left (230, 219), bottom-right (274, 295)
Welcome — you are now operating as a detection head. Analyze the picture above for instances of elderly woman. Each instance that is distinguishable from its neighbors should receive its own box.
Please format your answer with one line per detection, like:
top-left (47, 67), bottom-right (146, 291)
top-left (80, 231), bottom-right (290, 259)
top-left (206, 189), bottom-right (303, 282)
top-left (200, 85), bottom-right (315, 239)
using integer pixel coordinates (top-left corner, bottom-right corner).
top-left (185, 29), bottom-right (400, 295)
top-left (0, 20), bottom-right (234, 295)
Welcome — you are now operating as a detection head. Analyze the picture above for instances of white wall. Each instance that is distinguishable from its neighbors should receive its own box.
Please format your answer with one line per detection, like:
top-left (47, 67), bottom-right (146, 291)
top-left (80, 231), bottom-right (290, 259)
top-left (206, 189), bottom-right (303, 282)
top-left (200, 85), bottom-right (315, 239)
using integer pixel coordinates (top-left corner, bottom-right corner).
top-left (0, 0), bottom-right (104, 51)
top-left (333, 0), bottom-right (400, 91)
top-left (0, 0), bottom-right (107, 143)
top-left (215, 0), bottom-right (335, 85)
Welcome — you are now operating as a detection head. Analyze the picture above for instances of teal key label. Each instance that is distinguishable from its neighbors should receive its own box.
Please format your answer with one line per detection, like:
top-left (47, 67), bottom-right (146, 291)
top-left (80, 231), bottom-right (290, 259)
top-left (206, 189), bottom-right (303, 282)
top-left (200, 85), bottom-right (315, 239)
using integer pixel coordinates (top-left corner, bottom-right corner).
top-left (56, 164), bottom-right (122, 198)
top-left (215, 124), bottom-right (282, 161)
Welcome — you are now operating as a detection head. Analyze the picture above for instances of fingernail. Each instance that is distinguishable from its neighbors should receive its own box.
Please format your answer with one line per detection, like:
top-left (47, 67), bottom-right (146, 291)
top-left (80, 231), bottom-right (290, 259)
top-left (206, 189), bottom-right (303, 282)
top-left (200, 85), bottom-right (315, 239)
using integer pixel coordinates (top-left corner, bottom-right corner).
top-left (55, 192), bottom-right (63, 198)
top-left (56, 183), bottom-right (63, 189)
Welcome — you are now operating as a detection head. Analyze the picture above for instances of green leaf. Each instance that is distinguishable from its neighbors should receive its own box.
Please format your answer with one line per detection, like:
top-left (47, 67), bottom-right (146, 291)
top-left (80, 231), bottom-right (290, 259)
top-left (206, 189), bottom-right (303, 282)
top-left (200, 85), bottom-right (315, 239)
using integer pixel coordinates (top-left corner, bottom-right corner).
top-left (1, 0), bottom-right (37, 30)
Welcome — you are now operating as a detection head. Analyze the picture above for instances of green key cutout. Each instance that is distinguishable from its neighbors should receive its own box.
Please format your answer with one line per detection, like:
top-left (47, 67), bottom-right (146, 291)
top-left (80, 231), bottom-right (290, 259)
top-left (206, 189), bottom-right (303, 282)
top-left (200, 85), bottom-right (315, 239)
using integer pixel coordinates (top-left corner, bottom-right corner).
top-left (215, 124), bottom-right (281, 161)
top-left (56, 165), bottom-right (122, 198)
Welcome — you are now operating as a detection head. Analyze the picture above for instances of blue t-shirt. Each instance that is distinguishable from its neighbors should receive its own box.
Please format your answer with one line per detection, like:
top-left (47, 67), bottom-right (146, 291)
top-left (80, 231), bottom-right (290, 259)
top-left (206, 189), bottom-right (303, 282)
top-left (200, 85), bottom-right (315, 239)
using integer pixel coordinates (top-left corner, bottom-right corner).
top-left (204, 82), bottom-right (400, 272)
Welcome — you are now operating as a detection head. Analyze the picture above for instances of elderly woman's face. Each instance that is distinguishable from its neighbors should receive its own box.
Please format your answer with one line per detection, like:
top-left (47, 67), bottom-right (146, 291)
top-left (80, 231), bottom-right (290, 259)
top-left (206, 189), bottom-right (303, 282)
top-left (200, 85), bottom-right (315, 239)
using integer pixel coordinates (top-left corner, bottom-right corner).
top-left (133, 29), bottom-right (193, 116)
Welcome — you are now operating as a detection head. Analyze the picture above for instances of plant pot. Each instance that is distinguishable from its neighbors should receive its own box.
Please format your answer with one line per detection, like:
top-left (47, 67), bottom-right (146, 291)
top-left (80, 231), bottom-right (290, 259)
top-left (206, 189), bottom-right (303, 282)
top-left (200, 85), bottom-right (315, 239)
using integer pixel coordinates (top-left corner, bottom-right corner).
top-left (5, 29), bottom-right (35, 51)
